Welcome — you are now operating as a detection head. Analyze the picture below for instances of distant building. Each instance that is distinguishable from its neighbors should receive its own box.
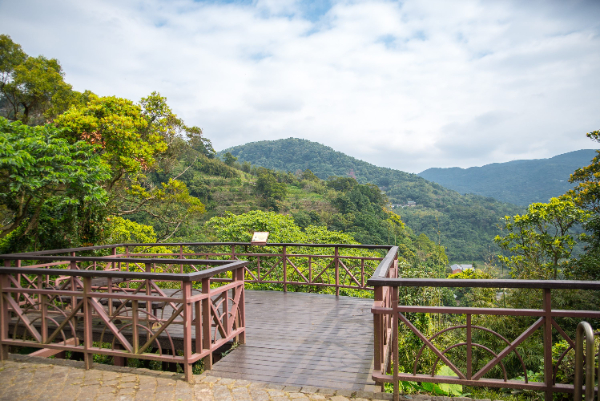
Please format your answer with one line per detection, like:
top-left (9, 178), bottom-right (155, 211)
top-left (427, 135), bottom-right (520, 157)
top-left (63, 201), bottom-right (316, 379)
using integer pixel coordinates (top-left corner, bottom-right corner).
top-left (450, 264), bottom-right (473, 274)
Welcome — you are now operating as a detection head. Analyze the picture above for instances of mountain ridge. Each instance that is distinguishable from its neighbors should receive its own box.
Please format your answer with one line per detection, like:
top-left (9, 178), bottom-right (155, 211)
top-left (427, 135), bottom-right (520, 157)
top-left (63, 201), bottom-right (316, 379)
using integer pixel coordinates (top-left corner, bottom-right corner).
top-left (219, 138), bottom-right (524, 262)
top-left (418, 149), bottom-right (597, 206)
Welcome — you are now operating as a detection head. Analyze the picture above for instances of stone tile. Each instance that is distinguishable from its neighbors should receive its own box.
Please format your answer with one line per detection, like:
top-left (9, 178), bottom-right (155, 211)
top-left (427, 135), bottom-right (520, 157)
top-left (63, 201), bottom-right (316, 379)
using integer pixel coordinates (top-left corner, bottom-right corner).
top-left (300, 386), bottom-right (318, 394)
top-left (155, 391), bottom-right (175, 401)
top-left (266, 389), bottom-right (287, 397)
top-left (97, 395), bottom-right (120, 401)
top-left (134, 391), bottom-right (156, 401)
top-left (213, 384), bottom-right (233, 401)
top-left (354, 391), bottom-right (374, 399)
top-left (116, 396), bottom-right (136, 401)
top-left (283, 386), bottom-right (301, 393)
top-left (329, 396), bottom-right (349, 401)
top-left (231, 386), bottom-right (251, 401)
top-left (371, 393), bottom-right (393, 401)
top-left (36, 393), bottom-right (58, 401)
top-left (288, 393), bottom-right (308, 400)
top-left (265, 384), bottom-right (285, 391)
top-left (249, 389), bottom-right (270, 401)
top-left (200, 376), bottom-right (220, 384)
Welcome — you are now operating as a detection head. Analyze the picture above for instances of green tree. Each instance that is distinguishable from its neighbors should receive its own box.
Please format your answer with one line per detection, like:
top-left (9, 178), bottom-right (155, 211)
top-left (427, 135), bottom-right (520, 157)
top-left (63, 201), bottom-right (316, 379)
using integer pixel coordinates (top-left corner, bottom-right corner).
top-left (568, 130), bottom-right (600, 279)
top-left (55, 93), bottom-right (207, 240)
top-left (206, 210), bottom-right (305, 243)
top-left (206, 210), bottom-right (358, 245)
top-left (326, 176), bottom-right (357, 192)
top-left (0, 35), bottom-right (80, 124)
top-left (495, 197), bottom-right (590, 280)
top-left (0, 117), bottom-right (109, 243)
top-left (255, 170), bottom-right (287, 210)
top-left (301, 169), bottom-right (319, 182)
top-left (222, 152), bottom-right (237, 167)
top-left (448, 268), bottom-right (496, 307)
top-left (569, 130), bottom-right (600, 212)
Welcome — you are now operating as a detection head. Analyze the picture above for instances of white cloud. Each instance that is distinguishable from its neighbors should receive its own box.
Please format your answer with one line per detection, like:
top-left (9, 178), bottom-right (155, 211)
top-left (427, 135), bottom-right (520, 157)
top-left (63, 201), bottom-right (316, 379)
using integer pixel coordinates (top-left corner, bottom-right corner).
top-left (1, 0), bottom-right (599, 172)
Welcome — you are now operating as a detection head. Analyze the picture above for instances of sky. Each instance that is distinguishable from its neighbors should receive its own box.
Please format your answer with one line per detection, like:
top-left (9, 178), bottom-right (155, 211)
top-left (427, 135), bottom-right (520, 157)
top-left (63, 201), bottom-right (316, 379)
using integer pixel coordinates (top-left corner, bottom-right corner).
top-left (1, 0), bottom-right (599, 173)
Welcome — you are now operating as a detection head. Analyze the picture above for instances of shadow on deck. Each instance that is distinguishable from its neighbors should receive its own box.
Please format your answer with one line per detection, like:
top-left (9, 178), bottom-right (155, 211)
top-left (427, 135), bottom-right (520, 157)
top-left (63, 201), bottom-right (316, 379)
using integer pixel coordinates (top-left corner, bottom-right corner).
top-left (209, 290), bottom-right (378, 392)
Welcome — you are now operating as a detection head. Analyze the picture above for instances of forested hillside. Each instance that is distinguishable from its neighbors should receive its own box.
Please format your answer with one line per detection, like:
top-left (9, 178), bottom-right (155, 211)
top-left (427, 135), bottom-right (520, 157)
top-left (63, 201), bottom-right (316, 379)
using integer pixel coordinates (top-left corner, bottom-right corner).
top-left (419, 149), bottom-right (598, 206)
top-left (220, 138), bottom-right (523, 262)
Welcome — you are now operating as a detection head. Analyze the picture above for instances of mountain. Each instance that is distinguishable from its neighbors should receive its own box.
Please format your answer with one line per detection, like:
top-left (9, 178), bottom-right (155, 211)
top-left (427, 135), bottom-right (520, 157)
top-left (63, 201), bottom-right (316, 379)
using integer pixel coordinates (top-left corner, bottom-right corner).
top-left (219, 138), bottom-right (523, 262)
top-left (418, 149), bottom-right (598, 206)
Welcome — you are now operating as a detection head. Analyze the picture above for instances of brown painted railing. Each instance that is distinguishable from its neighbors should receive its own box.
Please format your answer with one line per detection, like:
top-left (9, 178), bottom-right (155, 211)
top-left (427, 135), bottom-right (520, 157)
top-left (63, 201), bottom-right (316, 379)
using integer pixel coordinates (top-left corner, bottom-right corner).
top-left (0, 242), bottom-right (393, 380)
top-left (368, 270), bottom-right (600, 401)
top-left (12, 242), bottom-right (597, 400)
top-left (0, 250), bottom-right (248, 380)
top-left (115, 242), bottom-right (390, 294)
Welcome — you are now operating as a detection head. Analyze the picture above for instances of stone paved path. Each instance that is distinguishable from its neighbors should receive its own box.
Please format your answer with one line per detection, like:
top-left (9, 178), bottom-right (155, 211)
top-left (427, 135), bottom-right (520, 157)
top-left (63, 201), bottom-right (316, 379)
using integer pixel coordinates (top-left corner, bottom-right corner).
top-left (0, 355), bottom-right (482, 401)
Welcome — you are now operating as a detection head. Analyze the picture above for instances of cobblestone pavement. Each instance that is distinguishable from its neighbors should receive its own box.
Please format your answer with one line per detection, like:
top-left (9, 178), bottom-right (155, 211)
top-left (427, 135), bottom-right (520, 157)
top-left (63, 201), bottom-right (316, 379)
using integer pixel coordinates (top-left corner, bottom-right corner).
top-left (0, 355), bottom-right (486, 401)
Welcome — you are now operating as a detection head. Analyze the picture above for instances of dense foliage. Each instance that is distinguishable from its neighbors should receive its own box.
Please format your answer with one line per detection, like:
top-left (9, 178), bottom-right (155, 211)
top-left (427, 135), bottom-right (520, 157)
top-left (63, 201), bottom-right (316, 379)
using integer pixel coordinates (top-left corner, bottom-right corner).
top-left (0, 35), bottom-right (213, 251)
top-left (419, 149), bottom-right (597, 206)
top-left (0, 118), bottom-right (109, 249)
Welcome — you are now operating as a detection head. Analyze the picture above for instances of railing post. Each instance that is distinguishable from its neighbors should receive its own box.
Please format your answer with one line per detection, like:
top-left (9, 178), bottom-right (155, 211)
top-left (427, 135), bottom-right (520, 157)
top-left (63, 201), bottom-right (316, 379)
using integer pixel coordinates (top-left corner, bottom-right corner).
top-left (574, 321), bottom-right (595, 401)
top-left (392, 284), bottom-right (399, 401)
top-left (202, 278), bottom-right (212, 369)
top-left (183, 281), bottom-right (193, 381)
top-left (335, 246), bottom-right (340, 296)
top-left (283, 246), bottom-right (287, 293)
top-left (360, 259), bottom-right (365, 288)
top-left (145, 263), bottom-right (151, 331)
top-left (237, 266), bottom-right (246, 344)
top-left (132, 300), bottom-right (139, 354)
top-left (70, 260), bottom-right (77, 312)
top-left (223, 284), bottom-right (229, 338)
top-left (467, 314), bottom-right (472, 380)
top-left (83, 276), bottom-right (93, 370)
top-left (0, 271), bottom-right (9, 361)
top-left (39, 275), bottom-right (47, 343)
top-left (543, 288), bottom-right (553, 401)
top-left (194, 294), bottom-right (202, 357)
top-left (373, 285), bottom-right (383, 375)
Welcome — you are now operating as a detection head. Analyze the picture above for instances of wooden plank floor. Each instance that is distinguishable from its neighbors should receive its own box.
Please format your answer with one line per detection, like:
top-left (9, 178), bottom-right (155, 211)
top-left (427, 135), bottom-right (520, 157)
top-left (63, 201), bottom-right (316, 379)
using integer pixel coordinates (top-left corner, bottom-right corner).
top-left (209, 290), bottom-right (378, 392)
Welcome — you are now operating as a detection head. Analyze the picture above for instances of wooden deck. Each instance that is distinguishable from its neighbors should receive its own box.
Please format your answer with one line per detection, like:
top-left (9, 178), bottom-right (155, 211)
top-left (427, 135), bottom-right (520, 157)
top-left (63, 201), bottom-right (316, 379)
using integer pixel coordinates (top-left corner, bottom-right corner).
top-left (209, 290), bottom-right (378, 392)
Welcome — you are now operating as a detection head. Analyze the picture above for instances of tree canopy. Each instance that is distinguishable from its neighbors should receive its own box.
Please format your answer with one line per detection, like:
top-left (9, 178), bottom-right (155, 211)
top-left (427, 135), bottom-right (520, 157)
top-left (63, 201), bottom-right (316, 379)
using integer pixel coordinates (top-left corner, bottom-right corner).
top-left (0, 117), bottom-right (109, 244)
top-left (0, 34), bottom-right (83, 124)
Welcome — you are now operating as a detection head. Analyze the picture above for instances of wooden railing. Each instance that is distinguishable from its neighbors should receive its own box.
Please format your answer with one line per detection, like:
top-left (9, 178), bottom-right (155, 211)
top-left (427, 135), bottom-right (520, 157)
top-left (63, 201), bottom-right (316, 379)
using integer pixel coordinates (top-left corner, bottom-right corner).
top-left (117, 242), bottom-right (390, 294)
top-left (368, 272), bottom-right (600, 401)
top-left (0, 242), bottom-right (393, 380)
top-left (0, 251), bottom-right (248, 380)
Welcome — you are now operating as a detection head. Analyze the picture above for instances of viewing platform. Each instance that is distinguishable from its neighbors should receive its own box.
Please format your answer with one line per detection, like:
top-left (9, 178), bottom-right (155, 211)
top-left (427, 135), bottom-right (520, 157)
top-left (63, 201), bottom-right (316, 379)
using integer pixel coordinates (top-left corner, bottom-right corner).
top-left (210, 290), bottom-right (377, 391)
top-left (2, 242), bottom-right (600, 401)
